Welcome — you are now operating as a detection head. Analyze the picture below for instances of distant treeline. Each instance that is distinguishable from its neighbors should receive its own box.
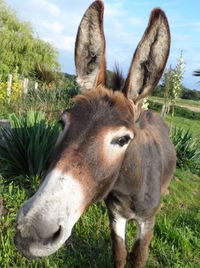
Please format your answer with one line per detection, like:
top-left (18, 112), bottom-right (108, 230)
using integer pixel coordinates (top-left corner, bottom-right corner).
top-left (63, 70), bottom-right (200, 102)
top-left (107, 69), bottom-right (200, 101)
top-left (153, 85), bottom-right (200, 101)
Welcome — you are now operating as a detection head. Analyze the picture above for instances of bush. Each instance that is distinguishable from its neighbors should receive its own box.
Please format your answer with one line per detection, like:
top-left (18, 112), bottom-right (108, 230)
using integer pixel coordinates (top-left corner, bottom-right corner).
top-left (0, 110), bottom-right (60, 179)
top-left (152, 85), bottom-right (165, 97)
top-left (148, 100), bottom-right (162, 112)
top-left (181, 87), bottom-right (200, 100)
top-left (27, 85), bottom-right (80, 104)
top-left (170, 127), bottom-right (200, 173)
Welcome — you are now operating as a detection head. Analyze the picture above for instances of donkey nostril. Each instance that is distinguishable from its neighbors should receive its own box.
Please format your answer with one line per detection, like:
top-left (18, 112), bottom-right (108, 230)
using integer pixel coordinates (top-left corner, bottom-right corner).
top-left (51, 225), bottom-right (62, 243)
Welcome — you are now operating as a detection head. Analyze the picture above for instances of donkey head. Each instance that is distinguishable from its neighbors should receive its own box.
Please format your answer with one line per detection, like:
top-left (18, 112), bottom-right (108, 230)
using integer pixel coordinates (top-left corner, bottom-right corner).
top-left (15, 0), bottom-right (170, 258)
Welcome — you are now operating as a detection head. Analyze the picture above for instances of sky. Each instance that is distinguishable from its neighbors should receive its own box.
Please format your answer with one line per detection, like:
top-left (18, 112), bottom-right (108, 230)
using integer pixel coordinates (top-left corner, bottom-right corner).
top-left (6, 0), bottom-right (200, 90)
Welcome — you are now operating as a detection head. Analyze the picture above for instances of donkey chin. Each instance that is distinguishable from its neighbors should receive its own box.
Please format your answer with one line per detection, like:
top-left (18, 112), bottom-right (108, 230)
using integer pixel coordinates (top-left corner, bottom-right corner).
top-left (15, 169), bottom-right (86, 258)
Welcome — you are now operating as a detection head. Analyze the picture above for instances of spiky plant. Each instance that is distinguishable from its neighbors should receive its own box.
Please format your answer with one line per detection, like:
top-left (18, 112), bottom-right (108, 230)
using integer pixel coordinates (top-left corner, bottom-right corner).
top-left (0, 110), bottom-right (60, 179)
top-left (170, 127), bottom-right (200, 172)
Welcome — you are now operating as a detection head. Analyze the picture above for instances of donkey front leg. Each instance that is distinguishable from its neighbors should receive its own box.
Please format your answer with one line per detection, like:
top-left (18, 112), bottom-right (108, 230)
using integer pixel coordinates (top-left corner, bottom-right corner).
top-left (108, 211), bottom-right (127, 268)
top-left (130, 216), bottom-right (155, 268)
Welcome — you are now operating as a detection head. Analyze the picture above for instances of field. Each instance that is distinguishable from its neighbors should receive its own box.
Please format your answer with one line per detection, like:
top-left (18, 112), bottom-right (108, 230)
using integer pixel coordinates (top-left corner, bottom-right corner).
top-left (150, 96), bottom-right (200, 113)
top-left (149, 96), bottom-right (200, 137)
top-left (165, 114), bottom-right (200, 138)
top-left (0, 94), bottom-right (200, 267)
top-left (1, 169), bottom-right (200, 267)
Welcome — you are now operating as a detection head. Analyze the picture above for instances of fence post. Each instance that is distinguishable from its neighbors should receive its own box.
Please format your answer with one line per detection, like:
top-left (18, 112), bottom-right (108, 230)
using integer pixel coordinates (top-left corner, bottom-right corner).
top-left (7, 74), bottom-right (12, 104)
top-left (23, 78), bottom-right (29, 95)
top-left (161, 104), bottom-right (165, 118)
top-left (35, 82), bottom-right (38, 92)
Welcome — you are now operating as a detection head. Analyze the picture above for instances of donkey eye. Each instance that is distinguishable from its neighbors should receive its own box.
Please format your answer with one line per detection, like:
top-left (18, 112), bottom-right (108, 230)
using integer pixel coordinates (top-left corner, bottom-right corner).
top-left (112, 135), bottom-right (131, 147)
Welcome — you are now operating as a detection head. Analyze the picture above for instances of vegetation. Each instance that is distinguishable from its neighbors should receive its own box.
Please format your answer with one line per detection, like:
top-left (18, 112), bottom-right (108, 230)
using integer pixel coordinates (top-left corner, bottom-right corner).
top-left (0, 2), bottom-right (199, 267)
top-left (153, 58), bottom-right (200, 102)
top-left (159, 52), bottom-right (184, 121)
top-left (0, 85), bottom-right (199, 267)
top-left (0, 168), bottom-right (199, 268)
top-left (170, 127), bottom-right (200, 173)
top-left (181, 87), bottom-right (200, 100)
top-left (0, 67), bottom-right (22, 103)
top-left (0, 66), bottom-right (199, 267)
top-left (154, 85), bottom-right (200, 101)
top-left (0, 76), bottom-right (79, 123)
top-left (0, 110), bottom-right (60, 179)
top-left (149, 99), bottom-right (200, 123)
top-left (0, 0), bottom-right (60, 83)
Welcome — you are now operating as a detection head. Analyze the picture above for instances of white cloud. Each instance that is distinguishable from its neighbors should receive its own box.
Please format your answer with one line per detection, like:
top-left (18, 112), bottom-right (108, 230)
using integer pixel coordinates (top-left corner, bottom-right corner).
top-left (56, 35), bottom-right (75, 52)
top-left (45, 35), bottom-right (75, 52)
top-left (38, 19), bottom-right (64, 35)
top-left (29, 0), bottom-right (61, 17)
top-left (104, 2), bottom-right (123, 17)
top-left (128, 17), bottom-right (144, 26)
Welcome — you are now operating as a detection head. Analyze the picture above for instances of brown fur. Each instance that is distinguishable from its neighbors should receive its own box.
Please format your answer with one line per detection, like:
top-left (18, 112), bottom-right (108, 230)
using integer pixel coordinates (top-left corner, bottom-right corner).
top-left (111, 230), bottom-right (127, 268)
top-left (49, 87), bottom-right (136, 204)
top-left (123, 8), bottom-right (171, 103)
top-left (75, 1), bottom-right (106, 90)
top-left (130, 230), bottom-right (153, 268)
top-left (48, 85), bottom-right (175, 268)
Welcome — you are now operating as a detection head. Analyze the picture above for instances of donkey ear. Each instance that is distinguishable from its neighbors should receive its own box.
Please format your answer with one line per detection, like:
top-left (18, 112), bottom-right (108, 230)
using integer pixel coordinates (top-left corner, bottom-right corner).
top-left (123, 8), bottom-right (170, 104)
top-left (75, 0), bottom-right (106, 92)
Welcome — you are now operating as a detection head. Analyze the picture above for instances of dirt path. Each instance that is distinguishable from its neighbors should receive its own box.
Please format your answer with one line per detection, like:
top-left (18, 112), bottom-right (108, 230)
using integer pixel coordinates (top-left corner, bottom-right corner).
top-left (150, 97), bottom-right (200, 113)
top-left (177, 104), bottom-right (200, 112)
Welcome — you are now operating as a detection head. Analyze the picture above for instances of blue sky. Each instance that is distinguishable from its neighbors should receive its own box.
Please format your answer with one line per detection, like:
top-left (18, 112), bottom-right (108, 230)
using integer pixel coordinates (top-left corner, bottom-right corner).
top-left (7, 0), bottom-right (200, 90)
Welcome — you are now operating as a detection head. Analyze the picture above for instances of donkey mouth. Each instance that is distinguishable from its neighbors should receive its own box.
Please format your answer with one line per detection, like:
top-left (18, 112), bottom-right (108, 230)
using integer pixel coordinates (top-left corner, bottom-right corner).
top-left (14, 224), bottom-right (70, 258)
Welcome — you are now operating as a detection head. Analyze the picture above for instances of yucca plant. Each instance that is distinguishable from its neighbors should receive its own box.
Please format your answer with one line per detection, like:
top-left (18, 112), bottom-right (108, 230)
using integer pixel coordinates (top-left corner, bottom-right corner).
top-left (0, 110), bottom-right (60, 179)
top-left (170, 127), bottom-right (200, 171)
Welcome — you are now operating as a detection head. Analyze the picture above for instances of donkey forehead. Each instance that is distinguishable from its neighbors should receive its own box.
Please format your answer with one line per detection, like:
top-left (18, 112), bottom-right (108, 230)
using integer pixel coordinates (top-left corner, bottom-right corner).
top-left (54, 88), bottom-right (135, 156)
top-left (69, 88), bottom-right (135, 128)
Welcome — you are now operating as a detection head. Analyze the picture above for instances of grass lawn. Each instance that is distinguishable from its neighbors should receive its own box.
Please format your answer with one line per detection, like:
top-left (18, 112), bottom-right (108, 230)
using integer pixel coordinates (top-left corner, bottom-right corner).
top-left (0, 169), bottom-right (200, 268)
top-left (165, 114), bottom-right (200, 138)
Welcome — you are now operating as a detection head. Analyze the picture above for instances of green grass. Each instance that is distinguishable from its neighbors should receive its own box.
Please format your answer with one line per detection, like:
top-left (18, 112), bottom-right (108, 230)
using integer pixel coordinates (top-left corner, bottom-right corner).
top-left (165, 114), bottom-right (200, 138)
top-left (0, 169), bottom-right (200, 268)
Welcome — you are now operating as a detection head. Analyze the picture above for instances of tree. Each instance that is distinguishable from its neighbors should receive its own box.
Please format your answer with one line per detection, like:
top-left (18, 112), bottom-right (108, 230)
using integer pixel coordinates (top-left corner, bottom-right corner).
top-left (0, 0), bottom-right (60, 84)
top-left (181, 87), bottom-right (200, 100)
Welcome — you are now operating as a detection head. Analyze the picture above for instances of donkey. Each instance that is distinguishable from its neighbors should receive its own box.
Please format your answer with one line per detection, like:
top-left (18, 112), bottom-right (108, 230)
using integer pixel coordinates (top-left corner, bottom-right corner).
top-left (15, 1), bottom-right (176, 267)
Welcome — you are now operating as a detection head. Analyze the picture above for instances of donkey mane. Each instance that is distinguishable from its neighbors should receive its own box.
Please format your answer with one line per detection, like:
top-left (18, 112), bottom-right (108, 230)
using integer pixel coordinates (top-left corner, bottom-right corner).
top-left (109, 65), bottom-right (125, 92)
top-left (74, 87), bottom-right (131, 110)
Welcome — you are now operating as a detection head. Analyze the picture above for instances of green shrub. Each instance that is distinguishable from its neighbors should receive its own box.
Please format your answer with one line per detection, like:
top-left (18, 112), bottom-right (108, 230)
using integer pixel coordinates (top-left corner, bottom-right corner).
top-left (148, 100), bottom-right (162, 112)
top-left (170, 127), bottom-right (200, 172)
top-left (0, 110), bottom-right (60, 179)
